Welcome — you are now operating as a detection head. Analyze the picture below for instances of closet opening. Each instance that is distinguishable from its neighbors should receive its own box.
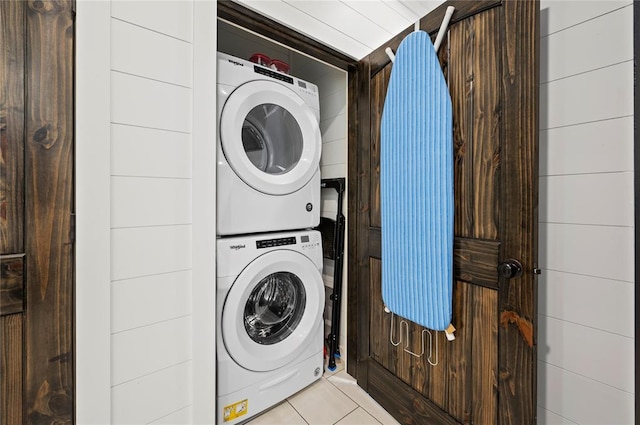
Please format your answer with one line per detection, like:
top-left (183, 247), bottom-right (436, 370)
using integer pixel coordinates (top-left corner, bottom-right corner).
top-left (216, 3), bottom-right (358, 374)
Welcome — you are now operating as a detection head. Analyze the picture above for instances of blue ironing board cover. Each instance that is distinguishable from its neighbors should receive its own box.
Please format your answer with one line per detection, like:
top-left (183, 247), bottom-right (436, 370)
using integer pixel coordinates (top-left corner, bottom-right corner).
top-left (380, 31), bottom-right (453, 331)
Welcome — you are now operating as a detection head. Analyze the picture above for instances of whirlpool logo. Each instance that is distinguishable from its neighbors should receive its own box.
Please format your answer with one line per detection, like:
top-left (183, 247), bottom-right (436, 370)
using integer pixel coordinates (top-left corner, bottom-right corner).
top-left (228, 59), bottom-right (244, 67)
top-left (229, 244), bottom-right (246, 251)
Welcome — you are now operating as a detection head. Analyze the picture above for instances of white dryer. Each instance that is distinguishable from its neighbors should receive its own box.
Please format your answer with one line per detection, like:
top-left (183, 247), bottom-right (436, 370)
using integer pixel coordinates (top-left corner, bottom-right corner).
top-left (217, 52), bottom-right (322, 236)
top-left (217, 230), bottom-right (324, 424)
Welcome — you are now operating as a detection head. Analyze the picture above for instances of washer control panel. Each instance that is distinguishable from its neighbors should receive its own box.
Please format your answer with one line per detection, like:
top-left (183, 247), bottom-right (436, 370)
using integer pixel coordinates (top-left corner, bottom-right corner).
top-left (254, 233), bottom-right (321, 251)
top-left (256, 237), bottom-right (296, 249)
top-left (218, 230), bottom-right (324, 276)
top-left (299, 233), bottom-right (321, 252)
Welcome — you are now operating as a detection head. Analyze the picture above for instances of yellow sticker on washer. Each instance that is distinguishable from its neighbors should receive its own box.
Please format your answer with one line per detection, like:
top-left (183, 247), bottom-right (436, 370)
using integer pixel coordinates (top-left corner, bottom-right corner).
top-left (223, 399), bottom-right (248, 422)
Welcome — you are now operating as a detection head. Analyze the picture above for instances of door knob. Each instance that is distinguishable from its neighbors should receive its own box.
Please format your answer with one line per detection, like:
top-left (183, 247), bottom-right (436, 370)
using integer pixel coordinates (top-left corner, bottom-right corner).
top-left (498, 259), bottom-right (523, 279)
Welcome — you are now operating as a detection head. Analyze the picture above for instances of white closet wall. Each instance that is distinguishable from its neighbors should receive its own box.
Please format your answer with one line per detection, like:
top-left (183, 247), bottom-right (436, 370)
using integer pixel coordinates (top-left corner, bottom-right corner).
top-left (109, 3), bottom-right (195, 423)
top-left (537, 2), bottom-right (634, 424)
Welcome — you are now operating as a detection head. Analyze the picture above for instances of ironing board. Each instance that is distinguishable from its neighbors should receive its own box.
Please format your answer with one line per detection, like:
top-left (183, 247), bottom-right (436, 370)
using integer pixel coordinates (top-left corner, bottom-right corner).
top-left (380, 30), bottom-right (453, 331)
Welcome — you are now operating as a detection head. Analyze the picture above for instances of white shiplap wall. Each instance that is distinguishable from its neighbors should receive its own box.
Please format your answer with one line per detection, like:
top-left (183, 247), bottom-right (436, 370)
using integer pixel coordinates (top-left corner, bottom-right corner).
top-left (234, 0), bottom-right (442, 59)
top-left (109, 2), bottom-right (195, 423)
top-left (537, 2), bottom-right (634, 424)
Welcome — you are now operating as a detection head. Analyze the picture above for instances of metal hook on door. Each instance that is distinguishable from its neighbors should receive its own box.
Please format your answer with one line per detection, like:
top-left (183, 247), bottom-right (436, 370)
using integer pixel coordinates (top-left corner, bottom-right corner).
top-left (386, 309), bottom-right (439, 366)
top-left (404, 328), bottom-right (438, 367)
top-left (384, 6), bottom-right (455, 63)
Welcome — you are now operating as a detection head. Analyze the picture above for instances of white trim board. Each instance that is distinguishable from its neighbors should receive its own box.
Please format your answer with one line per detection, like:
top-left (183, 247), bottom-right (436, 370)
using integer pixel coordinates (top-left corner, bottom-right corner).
top-left (75, 1), bottom-right (112, 423)
top-left (192, 1), bottom-right (218, 423)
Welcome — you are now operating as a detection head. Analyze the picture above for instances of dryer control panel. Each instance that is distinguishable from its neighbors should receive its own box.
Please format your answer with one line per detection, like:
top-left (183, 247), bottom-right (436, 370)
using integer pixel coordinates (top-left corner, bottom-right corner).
top-left (217, 52), bottom-right (320, 120)
top-left (254, 66), bottom-right (294, 84)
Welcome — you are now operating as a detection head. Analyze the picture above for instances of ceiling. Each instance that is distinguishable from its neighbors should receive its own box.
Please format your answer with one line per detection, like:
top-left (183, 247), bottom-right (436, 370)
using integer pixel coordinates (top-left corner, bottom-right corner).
top-left (232, 0), bottom-right (444, 60)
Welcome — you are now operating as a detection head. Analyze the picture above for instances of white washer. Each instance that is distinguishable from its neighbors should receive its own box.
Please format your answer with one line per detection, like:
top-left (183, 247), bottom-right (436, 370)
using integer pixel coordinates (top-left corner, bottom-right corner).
top-left (217, 230), bottom-right (324, 424)
top-left (217, 52), bottom-right (322, 236)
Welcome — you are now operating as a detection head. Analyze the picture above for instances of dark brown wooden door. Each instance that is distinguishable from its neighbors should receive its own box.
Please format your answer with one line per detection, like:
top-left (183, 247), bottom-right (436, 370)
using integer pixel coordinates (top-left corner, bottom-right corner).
top-left (347, 1), bottom-right (539, 424)
top-left (1, 0), bottom-right (74, 423)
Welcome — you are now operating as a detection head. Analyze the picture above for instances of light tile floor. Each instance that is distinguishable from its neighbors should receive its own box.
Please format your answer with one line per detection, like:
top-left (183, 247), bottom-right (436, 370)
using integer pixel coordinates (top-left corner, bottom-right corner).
top-left (246, 360), bottom-right (401, 425)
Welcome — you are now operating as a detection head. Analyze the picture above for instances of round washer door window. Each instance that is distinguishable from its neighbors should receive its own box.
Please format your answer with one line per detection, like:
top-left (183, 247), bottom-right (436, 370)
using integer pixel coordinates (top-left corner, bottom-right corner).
top-left (220, 80), bottom-right (321, 195)
top-left (244, 271), bottom-right (306, 345)
top-left (221, 250), bottom-right (324, 372)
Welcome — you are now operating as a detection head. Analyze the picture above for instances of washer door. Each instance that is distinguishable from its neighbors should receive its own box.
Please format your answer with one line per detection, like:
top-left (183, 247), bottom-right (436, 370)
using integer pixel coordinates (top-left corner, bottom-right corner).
top-left (221, 250), bottom-right (324, 372)
top-left (220, 80), bottom-right (321, 195)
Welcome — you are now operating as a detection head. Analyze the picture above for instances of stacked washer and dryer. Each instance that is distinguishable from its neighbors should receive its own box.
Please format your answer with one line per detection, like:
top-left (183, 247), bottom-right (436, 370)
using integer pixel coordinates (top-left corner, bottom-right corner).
top-left (216, 52), bottom-right (325, 424)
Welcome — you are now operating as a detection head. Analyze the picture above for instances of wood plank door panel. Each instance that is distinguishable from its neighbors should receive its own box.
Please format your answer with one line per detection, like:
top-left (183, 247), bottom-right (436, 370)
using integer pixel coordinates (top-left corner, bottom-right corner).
top-left (1, 2), bottom-right (27, 422)
top-left (349, 1), bottom-right (538, 424)
top-left (1, 1), bottom-right (74, 423)
top-left (24, 0), bottom-right (75, 420)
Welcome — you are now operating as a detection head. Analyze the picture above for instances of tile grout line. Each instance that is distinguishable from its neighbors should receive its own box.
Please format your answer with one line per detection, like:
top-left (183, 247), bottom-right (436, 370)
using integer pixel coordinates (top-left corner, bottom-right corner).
top-left (325, 372), bottom-right (386, 425)
top-left (285, 398), bottom-right (311, 425)
top-left (331, 406), bottom-right (359, 425)
top-left (285, 400), bottom-right (310, 425)
top-left (253, 372), bottom-right (387, 425)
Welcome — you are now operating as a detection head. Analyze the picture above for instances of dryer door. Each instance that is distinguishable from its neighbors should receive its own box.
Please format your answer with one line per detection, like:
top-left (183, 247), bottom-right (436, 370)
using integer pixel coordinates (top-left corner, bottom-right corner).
top-left (221, 249), bottom-right (324, 372)
top-left (220, 80), bottom-right (321, 195)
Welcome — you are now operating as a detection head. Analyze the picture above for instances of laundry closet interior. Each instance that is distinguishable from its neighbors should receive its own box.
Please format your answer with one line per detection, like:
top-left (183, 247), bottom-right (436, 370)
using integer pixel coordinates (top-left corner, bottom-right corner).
top-left (217, 13), bottom-right (351, 362)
